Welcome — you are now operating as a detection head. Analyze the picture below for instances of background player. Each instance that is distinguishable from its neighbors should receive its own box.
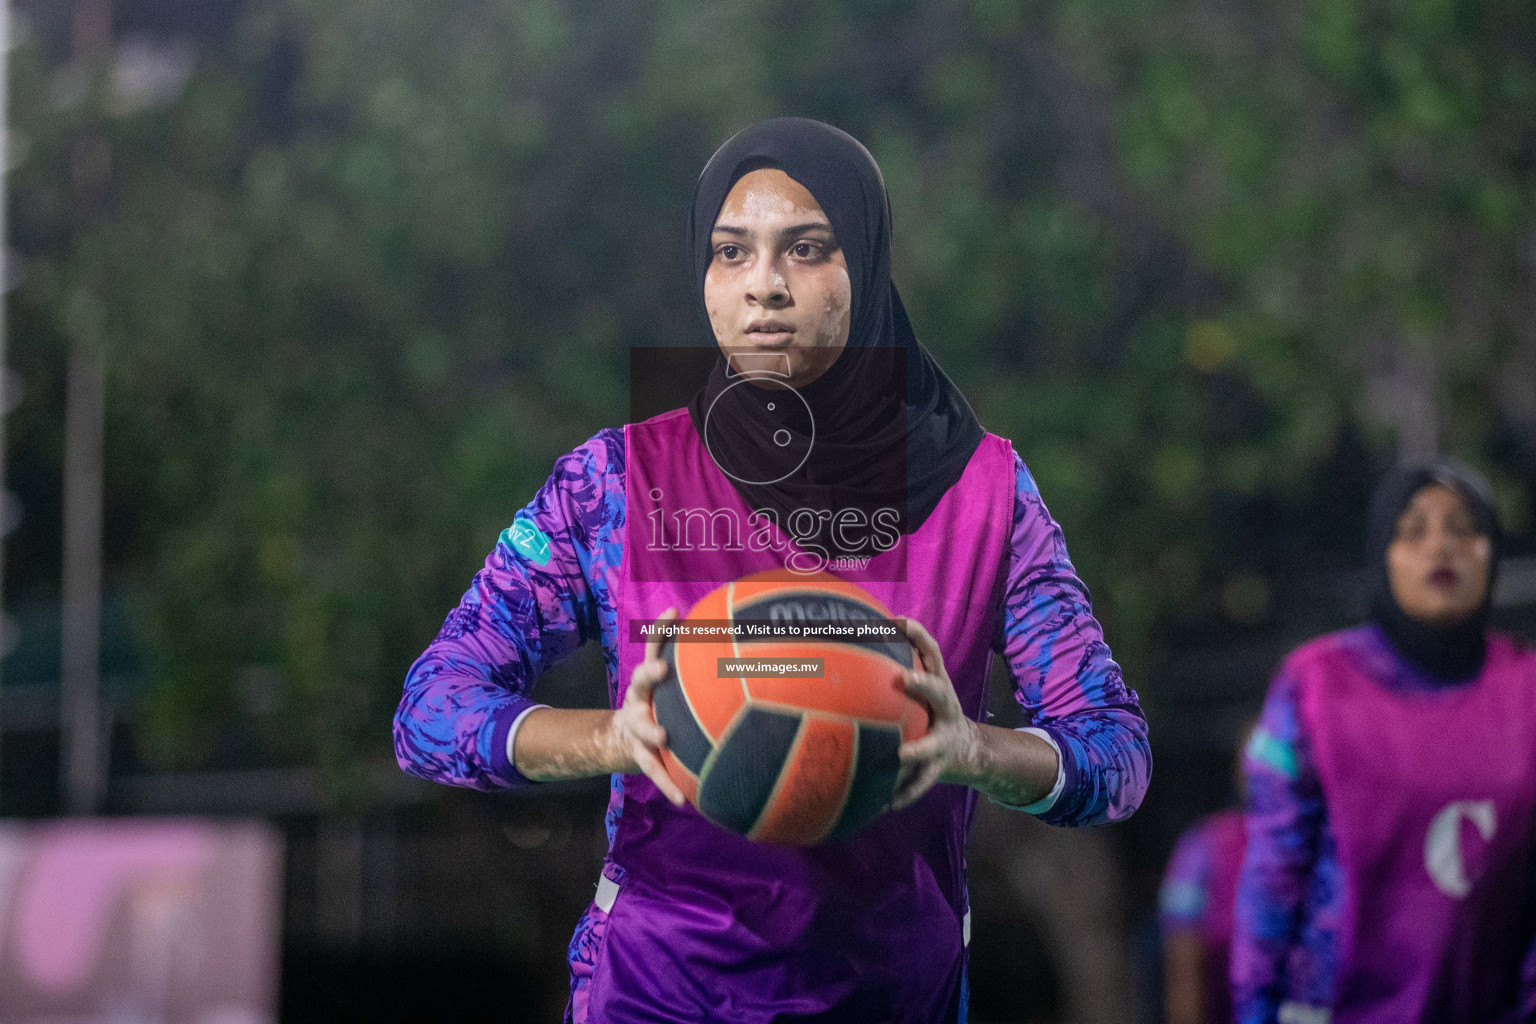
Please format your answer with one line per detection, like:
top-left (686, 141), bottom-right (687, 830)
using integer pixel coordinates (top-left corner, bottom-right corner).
top-left (1161, 721), bottom-right (1256, 1024)
top-left (1232, 460), bottom-right (1536, 1023)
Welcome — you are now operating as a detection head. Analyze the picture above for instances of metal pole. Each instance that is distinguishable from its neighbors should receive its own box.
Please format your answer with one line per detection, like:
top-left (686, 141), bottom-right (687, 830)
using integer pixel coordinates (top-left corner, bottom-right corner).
top-left (62, 347), bottom-right (104, 814)
top-left (62, 0), bottom-right (109, 815)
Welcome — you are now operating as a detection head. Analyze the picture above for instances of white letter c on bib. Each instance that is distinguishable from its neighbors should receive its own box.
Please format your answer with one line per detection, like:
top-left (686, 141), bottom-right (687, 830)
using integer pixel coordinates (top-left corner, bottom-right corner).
top-left (1425, 800), bottom-right (1496, 899)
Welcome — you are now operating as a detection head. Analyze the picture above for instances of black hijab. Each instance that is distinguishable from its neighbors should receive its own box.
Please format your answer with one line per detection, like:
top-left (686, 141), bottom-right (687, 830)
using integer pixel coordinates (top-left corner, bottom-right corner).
top-left (684, 118), bottom-right (984, 559)
top-left (1366, 459), bottom-right (1502, 681)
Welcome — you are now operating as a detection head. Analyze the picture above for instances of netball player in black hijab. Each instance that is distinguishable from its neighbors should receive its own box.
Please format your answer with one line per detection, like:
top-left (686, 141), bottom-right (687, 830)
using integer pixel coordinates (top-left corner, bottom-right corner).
top-left (685, 118), bottom-right (984, 555)
top-left (398, 116), bottom-right (1151, 1024)
top-left (1233, 460), bottom-right (1536, 1023)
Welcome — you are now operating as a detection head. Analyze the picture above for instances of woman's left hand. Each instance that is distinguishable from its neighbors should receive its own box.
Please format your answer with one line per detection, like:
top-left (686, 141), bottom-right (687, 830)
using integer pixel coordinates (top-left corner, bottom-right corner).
top-left (892, 616), bottom-right (984, 810)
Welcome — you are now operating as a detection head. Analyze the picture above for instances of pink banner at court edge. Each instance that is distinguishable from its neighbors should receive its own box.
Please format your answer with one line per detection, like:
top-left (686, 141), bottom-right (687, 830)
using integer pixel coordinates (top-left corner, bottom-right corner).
top-left (0, 819), bottom-right (282, 1024)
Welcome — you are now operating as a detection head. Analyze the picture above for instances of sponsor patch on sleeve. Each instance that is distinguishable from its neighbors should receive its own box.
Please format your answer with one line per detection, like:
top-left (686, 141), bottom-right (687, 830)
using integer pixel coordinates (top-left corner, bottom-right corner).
top-left (1159, 879), bottom-right (1207, 920)
top-left (1246, 725), bottom-right (1299, 780)
top-left (501, 517), bottom-right (553, 567)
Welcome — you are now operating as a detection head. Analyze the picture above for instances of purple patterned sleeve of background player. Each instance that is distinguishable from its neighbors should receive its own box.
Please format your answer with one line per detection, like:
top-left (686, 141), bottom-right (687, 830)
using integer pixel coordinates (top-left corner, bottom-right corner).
top-left (991, 449), bottom-right (1151, 827)
top-left (1231, 663), bottom-right (1341, 1024)
top-left (394, 429), bottom-right (625, 791)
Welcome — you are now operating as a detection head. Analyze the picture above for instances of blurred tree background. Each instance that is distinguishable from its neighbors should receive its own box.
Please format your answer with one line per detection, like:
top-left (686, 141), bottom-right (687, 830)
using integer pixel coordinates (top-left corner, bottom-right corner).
top-left (6, 0), bottom-right (1535, 892)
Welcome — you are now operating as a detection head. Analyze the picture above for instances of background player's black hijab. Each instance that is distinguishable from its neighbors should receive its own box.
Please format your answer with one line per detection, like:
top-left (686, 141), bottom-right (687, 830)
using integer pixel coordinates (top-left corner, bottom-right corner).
top-left (685, 118), bottom-right (984, 557)
top-left (1365, 459), bottom-right (1502, 681)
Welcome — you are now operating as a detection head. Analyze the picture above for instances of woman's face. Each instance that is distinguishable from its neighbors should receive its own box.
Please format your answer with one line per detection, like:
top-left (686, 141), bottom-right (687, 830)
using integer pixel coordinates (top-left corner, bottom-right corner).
top-left (704, 168), bottom-right (852, 388)
top-left (1386, 484), bottom-right (1493, 628)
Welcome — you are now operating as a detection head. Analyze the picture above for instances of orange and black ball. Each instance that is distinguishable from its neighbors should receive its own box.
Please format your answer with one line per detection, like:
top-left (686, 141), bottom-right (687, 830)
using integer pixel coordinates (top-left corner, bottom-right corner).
top-left (651, 570), bottom-right (929, 845)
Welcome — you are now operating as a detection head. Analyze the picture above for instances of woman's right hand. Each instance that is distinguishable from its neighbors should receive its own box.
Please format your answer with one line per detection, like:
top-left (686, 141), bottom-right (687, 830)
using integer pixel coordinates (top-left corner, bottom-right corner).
top-left (604, 606), bottom-right (687, 807)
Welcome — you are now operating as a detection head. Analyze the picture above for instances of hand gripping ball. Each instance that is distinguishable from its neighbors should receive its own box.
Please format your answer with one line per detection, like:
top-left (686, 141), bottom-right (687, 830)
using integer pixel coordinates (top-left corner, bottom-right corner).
top-left (649, 570), bottom-right (930, 844)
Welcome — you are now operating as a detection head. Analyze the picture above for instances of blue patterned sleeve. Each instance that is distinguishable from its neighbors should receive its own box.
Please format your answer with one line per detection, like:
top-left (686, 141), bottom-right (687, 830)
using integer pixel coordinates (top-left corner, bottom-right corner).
top-left (393, 428), bottom-right (625, 791)
top-left (991, 448), bottom-right (1151, 827)
top-left (1231, 662), bottom-right (1339, 1023)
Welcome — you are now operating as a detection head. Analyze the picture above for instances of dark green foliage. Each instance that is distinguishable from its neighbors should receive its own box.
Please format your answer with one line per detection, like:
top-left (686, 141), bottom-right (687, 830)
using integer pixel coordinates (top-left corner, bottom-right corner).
top-left (8, 0), bottom-right (1533, 793)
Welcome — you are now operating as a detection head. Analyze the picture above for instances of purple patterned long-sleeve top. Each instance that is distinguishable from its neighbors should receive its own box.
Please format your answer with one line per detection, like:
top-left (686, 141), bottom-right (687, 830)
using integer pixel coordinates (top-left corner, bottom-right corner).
top-left (1231, 665), bottom-right (1343, 1024)
top-left (394, 427), bottom-right (1149, 829)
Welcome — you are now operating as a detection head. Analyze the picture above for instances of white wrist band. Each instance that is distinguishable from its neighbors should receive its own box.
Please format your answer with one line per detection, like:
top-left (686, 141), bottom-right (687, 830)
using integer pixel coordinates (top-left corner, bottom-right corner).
top-left (996, 726), bottom-right (1065, 814)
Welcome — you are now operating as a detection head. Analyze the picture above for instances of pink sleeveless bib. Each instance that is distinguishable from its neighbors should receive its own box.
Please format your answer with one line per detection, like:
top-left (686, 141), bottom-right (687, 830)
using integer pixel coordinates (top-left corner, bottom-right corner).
top-left (1297, 627), bottom-right (1536, 1022)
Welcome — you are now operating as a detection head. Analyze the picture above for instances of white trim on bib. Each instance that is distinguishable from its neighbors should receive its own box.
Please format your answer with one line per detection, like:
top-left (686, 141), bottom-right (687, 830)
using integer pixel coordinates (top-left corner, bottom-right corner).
top-left (595, 873), bottom-right (621, 914)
